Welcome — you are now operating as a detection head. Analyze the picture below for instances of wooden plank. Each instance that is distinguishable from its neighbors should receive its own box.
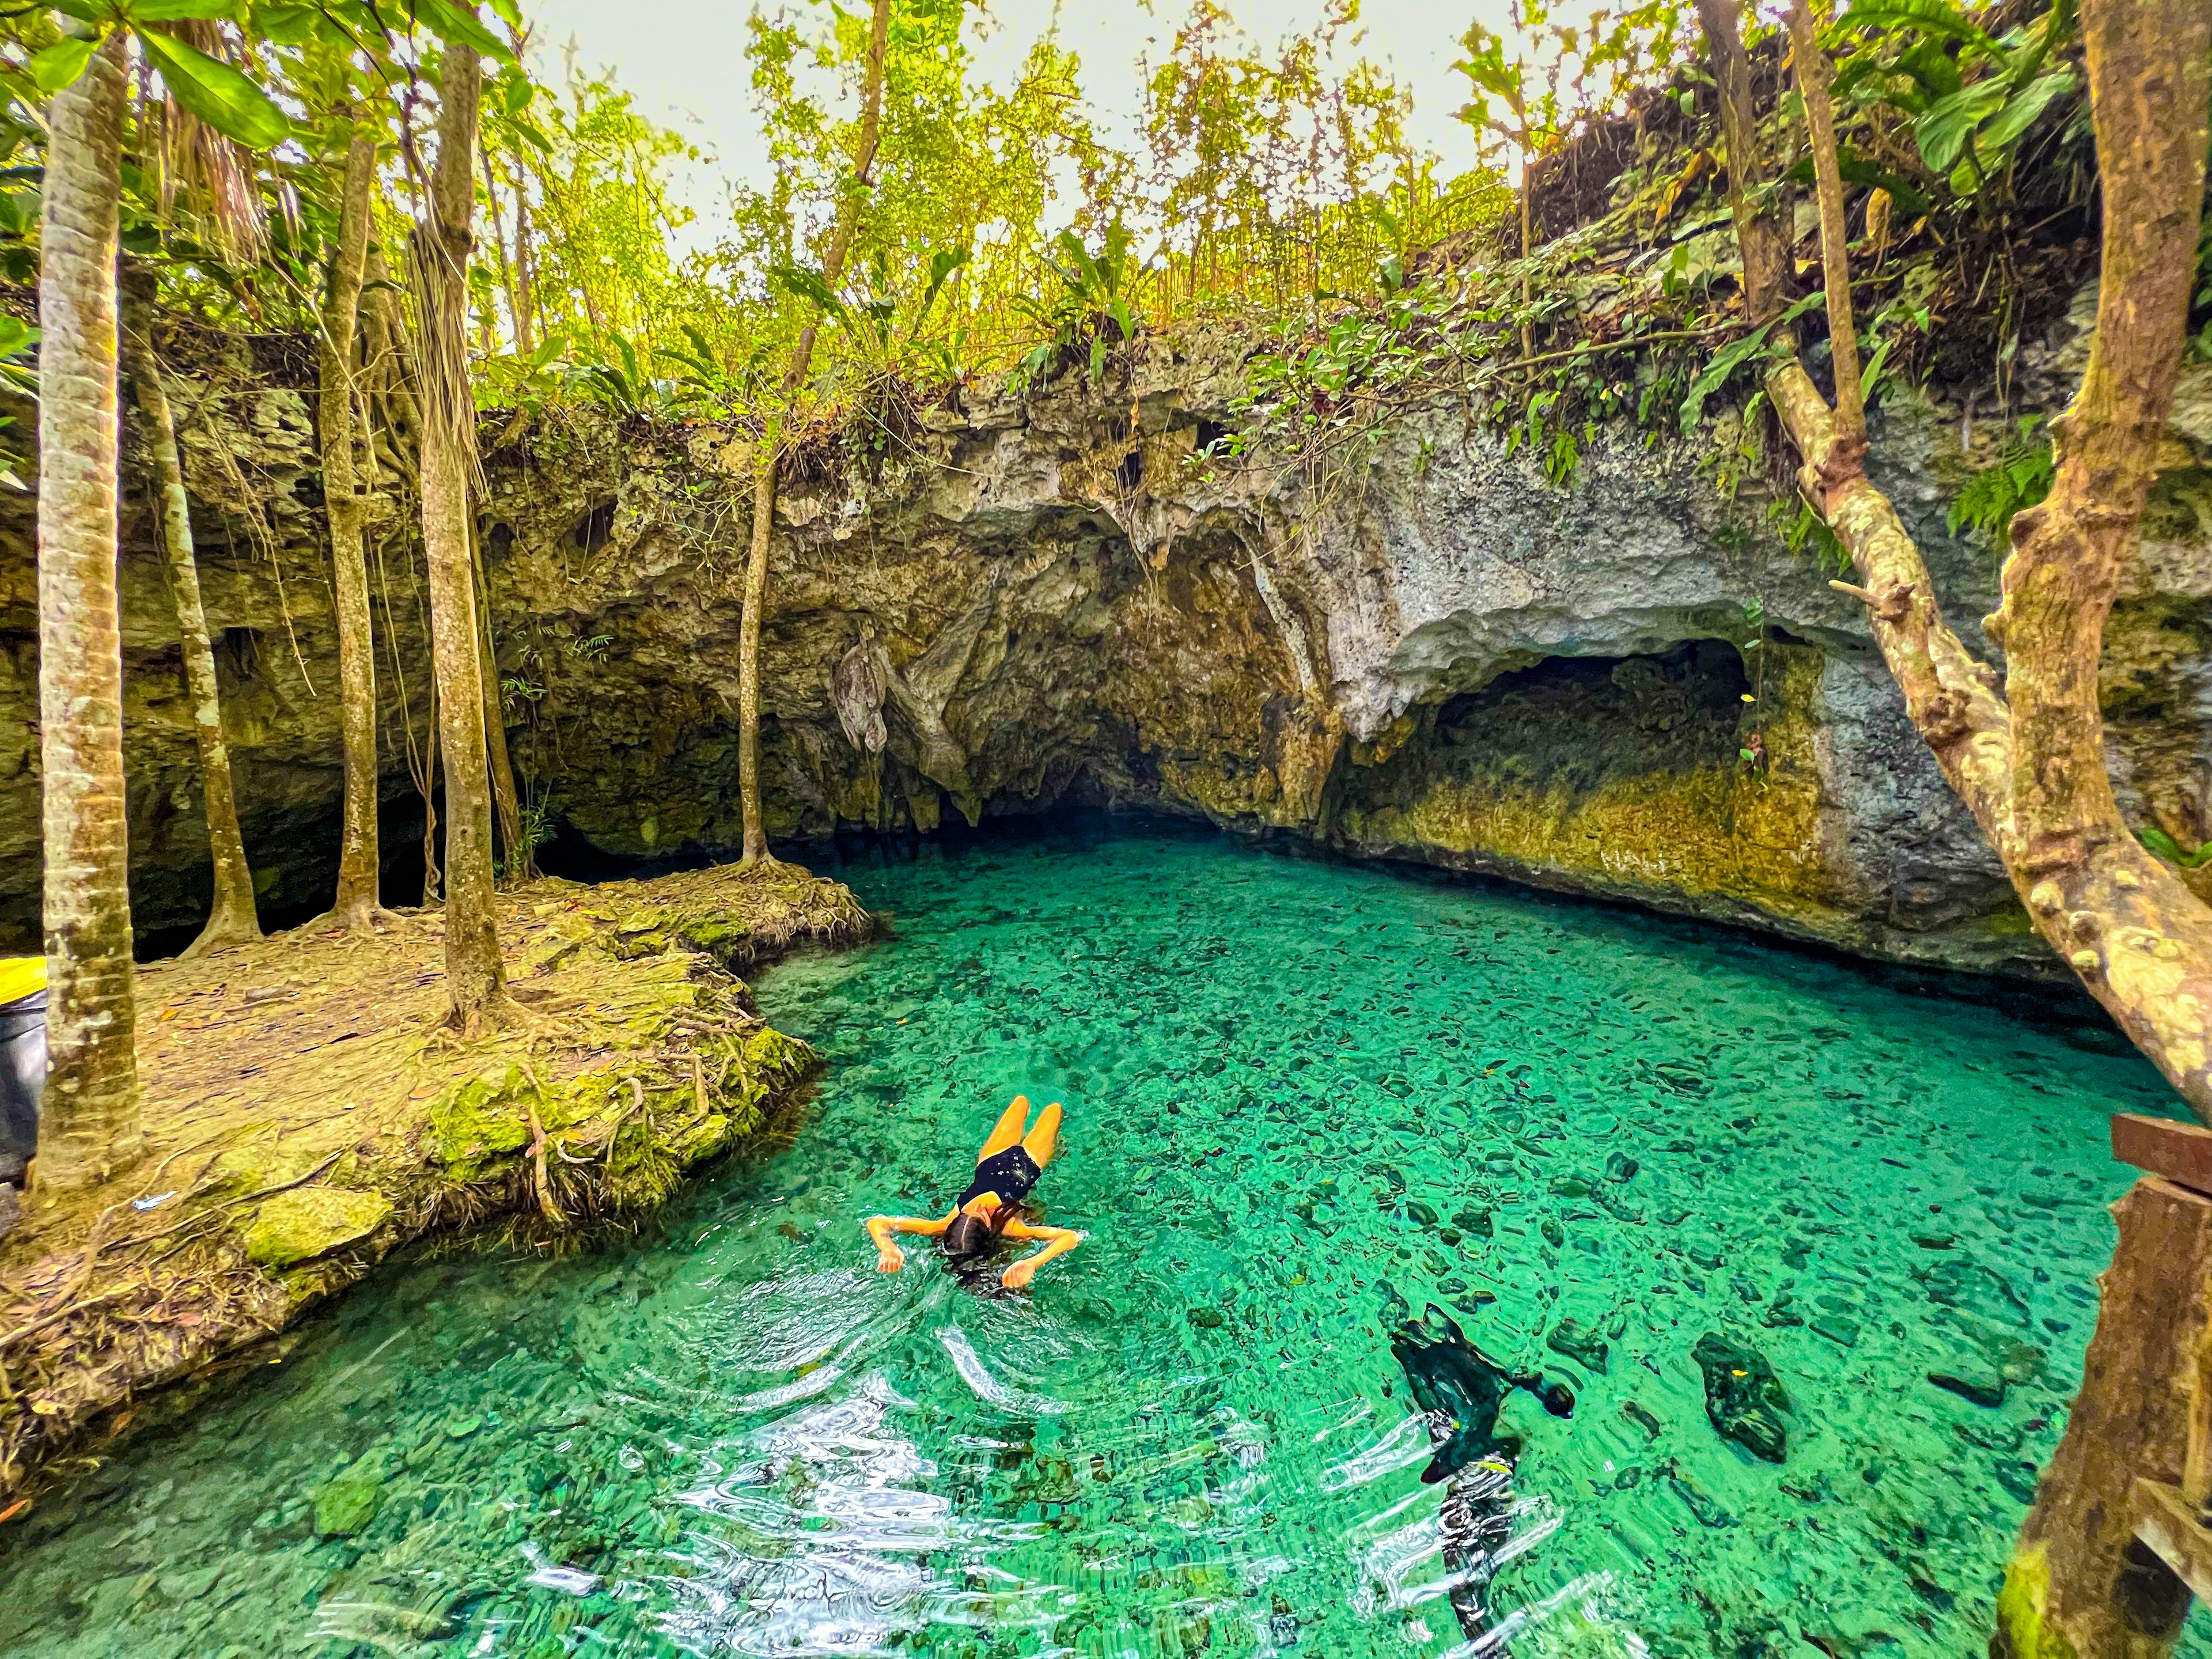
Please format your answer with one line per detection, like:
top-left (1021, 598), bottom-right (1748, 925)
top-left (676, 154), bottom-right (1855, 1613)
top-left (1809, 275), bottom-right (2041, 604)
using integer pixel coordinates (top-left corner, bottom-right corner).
top-left (2134, 1478), bottom-right (2212, 1603)
top-left (2111, 1114), bottom-right (2212, 1195)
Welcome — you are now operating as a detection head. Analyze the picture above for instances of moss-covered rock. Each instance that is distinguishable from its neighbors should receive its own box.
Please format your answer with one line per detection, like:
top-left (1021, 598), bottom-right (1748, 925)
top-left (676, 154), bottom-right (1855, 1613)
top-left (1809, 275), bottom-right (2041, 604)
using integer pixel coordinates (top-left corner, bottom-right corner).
top-left (426, 1065), bottom-right (533, 1181)
top-left (244, 1187), bottom-right (393, 1268)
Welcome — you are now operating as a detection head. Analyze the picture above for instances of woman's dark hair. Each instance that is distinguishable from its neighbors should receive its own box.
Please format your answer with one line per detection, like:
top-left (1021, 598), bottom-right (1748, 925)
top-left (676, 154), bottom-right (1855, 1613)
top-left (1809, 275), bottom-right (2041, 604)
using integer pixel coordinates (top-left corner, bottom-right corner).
top-left (942, 1199), bottom-right (1029, 1261)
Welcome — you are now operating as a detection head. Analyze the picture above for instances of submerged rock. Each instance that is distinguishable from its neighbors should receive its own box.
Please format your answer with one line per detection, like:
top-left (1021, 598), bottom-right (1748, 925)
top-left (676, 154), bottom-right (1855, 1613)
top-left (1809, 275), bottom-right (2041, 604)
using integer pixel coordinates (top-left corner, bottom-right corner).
top-left (1920, 1259), bottom-right (2031, 1327)
top-left (1927, 1363), bottom-right (2007, 1408)
top-left (312, 1464), bottom-right (385, 1538)
top-left (1665, 1460), bottom-right (1736, 1527)
top-left (1546, 1318), bottom-right (1611, 1374)
top-left (1692, 1332), bottom-right (1790, 1463)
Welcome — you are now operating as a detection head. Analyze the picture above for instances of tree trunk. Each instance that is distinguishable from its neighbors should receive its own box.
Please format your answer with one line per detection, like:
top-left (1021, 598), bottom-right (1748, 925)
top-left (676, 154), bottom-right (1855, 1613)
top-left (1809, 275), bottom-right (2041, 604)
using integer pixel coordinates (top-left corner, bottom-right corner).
top-left (480, 149), bottom-right (521, 356)
top-left (412, 28), bottom-right (507, 1031)
top-left (315, 118), bottom-right (389, 931)
top-left (118, 264), bottom-right (259, 961)
top-left (1764, 0), bottom-right (2212, 1118)
top-left (1785, 1), bottom-right (1862, 442)
top-left (362, 241), bottom-right (425, 475)
top-left (36, 31), bottom-right (141, 1189)
top-left (471, 521), bottom-right (529, 881)
top-left (737, 0), bottom-right (891, 865)
top-left (512, 177), bottom-right (537, 355)
top-left (1695, 0), bottom-right (1793, 327)
top-left (1992, 1174), bottom-right (2203, 1658)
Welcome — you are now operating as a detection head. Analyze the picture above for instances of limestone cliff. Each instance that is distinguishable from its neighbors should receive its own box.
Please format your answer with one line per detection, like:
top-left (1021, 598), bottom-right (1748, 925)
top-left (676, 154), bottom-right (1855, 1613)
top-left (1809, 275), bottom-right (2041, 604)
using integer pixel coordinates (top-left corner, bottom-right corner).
top-left (2, 299), bottom-right (2206, 979)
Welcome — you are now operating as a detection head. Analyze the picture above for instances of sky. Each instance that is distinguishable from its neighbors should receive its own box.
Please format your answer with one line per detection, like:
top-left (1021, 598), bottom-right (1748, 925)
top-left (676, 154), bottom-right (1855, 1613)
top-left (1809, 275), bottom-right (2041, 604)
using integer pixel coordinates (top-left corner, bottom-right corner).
top-left (522, 0), bottom-right (1502, 243)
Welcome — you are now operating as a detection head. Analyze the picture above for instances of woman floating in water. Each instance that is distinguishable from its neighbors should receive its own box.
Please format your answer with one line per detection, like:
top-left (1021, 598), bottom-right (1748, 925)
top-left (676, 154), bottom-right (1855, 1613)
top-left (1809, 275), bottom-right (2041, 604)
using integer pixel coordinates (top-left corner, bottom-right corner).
top-left (865, 1096), bottom-right (1084, 1290)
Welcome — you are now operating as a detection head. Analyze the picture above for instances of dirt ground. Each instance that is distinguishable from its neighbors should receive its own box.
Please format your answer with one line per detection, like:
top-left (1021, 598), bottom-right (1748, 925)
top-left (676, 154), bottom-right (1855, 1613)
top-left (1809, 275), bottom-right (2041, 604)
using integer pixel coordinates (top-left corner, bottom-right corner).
top-left (0, 857), bottom-right (874, 1507)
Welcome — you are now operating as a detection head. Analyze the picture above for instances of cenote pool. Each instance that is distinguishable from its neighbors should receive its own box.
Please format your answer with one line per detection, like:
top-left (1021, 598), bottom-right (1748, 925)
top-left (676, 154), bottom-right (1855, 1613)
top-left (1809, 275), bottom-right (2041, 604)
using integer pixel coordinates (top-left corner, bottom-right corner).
top-left (0, 817), bottom-right (2193, 1658)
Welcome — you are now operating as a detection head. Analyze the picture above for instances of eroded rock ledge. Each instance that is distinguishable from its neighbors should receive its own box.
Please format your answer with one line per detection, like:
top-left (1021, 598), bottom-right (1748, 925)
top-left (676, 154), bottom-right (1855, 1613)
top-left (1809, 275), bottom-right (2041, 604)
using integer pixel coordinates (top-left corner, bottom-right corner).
top-left (0, 303), bottom-right (2207, 978)
top-left (0, 861), bottom-right (873, 1500)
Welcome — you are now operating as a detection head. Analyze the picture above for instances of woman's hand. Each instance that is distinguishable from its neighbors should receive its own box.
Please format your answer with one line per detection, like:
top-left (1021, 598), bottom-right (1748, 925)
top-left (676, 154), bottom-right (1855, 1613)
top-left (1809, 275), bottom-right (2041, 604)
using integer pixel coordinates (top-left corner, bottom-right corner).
top-left (876, 1243), bottom-right (906, 1274)
top-left (1000, 1257), bottom-right (1037, 1291)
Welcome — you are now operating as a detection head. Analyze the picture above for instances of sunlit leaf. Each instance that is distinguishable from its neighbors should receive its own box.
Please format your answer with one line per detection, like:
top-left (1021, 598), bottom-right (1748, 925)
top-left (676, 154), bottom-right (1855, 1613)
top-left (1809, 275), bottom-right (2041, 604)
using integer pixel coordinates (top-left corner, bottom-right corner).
top-left (411, 0), bottom-right (516, 66)
top-left (128, 0), bottom-right (244, 20)
top-left (138, 28), bottom-right (290, 150)
top-left (25, 39), bottom-right (96, 95)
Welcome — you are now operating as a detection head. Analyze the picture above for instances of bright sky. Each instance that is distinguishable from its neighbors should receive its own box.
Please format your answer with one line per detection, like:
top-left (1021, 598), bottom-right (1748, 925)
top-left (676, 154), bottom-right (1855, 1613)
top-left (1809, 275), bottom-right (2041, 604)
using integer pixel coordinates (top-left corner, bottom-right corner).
top-left (524, 0), bottom-right (1506, 241)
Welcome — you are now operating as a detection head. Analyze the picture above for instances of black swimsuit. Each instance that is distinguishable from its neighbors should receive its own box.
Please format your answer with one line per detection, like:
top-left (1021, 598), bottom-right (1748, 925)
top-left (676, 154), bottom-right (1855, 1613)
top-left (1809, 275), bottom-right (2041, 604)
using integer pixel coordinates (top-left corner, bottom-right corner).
top-left (958, 1145), bottom-right (1041, 1210)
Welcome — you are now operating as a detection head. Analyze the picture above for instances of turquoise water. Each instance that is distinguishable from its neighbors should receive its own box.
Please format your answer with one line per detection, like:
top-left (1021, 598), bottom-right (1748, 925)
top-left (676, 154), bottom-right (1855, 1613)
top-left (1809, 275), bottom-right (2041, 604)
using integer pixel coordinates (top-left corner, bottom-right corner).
top-left (0, 818), bottom-right (2183, 1658)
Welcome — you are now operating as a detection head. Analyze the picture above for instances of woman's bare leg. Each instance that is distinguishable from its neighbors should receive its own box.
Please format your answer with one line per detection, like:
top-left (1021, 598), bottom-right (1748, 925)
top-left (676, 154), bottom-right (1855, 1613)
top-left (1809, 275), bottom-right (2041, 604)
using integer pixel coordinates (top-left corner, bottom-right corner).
top-left (1021, 1101), bottom-right (1063, 1168)
top-left (975, 1095), bottom-right (1032, 1161)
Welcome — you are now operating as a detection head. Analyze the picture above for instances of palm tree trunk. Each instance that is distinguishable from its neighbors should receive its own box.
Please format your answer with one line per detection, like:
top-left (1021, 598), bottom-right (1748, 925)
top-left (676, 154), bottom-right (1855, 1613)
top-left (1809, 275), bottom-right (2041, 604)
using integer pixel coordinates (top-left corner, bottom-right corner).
top-left (118, 263), bottom-right (259, 960)
top-left (316, 118), bottom-right (389, 931)
top-left (737, 0), bottom-right (891, 865)
top-left (413, 28), bottom-right (506, 1031)
top-left (37, 31), bottom-right (141, 1189)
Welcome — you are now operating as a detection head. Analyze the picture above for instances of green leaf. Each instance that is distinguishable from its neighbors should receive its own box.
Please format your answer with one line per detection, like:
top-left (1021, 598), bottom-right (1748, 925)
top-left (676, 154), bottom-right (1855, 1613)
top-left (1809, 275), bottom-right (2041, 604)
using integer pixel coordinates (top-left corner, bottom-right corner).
top-left (1781, 149), bottom-right (1931, 218)
top-left (138, 28), bottom-right (290, 150)
top-left (918, 243), bottom-right (968, 317)
top-left (253, 3), bottom-right (317, 42)
top-left (411, 0), bottom-right (516, 65)
top-left (1914, 79), bottom-right (2005, 174)
top-left (1679, 293), bottom-right (1825, 434)
top-left (1978, 67), bottom-right (2075, 155)
top-left (129, 0), bottom-right (244, 19)
top-left (25, 39), bottom-right (96, 95)
top-left (2138, 825), bottom-right (2212, 869)
top-left (768, 263), bottom-right (847, 321)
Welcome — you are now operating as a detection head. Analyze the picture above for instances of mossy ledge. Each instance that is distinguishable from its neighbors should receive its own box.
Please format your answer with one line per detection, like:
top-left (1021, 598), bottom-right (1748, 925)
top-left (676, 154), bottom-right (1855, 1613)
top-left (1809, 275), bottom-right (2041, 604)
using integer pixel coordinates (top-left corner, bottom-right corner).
top-left (0, 858), bottom-right (875, 1502)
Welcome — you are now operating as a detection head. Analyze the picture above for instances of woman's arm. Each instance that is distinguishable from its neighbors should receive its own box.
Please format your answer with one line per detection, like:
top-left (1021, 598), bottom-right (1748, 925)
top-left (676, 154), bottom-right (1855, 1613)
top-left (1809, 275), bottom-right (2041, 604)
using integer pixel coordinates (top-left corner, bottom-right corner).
top-left (999, 1221), bottom-right (1084, 1289)
top-left (866, 1210), bottom-right (954, 1272)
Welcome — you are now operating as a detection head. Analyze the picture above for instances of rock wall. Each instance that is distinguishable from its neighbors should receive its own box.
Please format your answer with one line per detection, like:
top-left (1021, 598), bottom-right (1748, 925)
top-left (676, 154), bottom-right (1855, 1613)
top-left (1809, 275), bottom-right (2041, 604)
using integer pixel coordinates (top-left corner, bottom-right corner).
top-left (2, 304), bottom-right (2207, 978)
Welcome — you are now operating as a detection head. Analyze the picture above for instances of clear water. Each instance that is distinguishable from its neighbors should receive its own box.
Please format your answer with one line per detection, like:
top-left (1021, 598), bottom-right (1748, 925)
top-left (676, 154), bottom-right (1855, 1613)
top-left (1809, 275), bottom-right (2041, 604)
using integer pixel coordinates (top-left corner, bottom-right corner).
top-left (0, 817), bottom-right (2187, 1659)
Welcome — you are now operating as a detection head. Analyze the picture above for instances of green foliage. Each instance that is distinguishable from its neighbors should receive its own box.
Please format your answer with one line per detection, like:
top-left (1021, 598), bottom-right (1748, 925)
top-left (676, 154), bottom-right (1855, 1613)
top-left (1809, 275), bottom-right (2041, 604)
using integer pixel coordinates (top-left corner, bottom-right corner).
top-left (1948, 416), bottom-right (2055, 549)
top-left (1012, 226), bottom-right (1141, 391)
top-left (1678, 292), bottom-right (1828, 433)
top-left (1829, 0), bottom-right (2081, 210)
top-left (2139, 826), bottom-right (2212, 871)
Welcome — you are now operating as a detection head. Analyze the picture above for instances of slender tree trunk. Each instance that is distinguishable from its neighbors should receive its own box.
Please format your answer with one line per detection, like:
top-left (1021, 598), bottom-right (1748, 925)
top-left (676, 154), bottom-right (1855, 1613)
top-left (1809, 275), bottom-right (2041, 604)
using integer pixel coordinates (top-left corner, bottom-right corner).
top-left (1785, 1), bottom-right (1862, 442)
top-left (1765, 0), bottom-right (2212, 1117)
top-left (1696, 0), bottom-right (1793, 328)
top-left (412, 28), bottom-right (507, 1031)
top-left (512, 177), bottom-right (537, 355)
top-left (315, 118), bottom-right (391, 931)
top-left (118, 265), bottom-right (259, 960)
top-left (471, 521), bottom-right (529, 881)
top-left (420, 671), bottom-right (441, 904)
top-left (362, 241), bottom-right (425, 472)
top-left (737, 0), bottom-right (891, 865)
top-left (37, 31), bottom-right (140, 1189)
top-left (480, 149), bottom-right (522, 355)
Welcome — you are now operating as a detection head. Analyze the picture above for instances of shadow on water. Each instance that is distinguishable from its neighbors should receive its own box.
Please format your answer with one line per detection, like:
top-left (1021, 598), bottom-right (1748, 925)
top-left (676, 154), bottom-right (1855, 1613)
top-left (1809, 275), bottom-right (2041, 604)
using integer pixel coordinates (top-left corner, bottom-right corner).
top-left (5, 813), bottom-right (2195, 1658)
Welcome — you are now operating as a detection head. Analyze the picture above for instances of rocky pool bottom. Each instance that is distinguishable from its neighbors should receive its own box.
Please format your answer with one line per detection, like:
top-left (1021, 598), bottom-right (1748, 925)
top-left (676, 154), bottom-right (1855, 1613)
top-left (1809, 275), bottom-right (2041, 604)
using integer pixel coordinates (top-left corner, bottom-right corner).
top-left (0, 816), bottom-right (2197, 1658)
